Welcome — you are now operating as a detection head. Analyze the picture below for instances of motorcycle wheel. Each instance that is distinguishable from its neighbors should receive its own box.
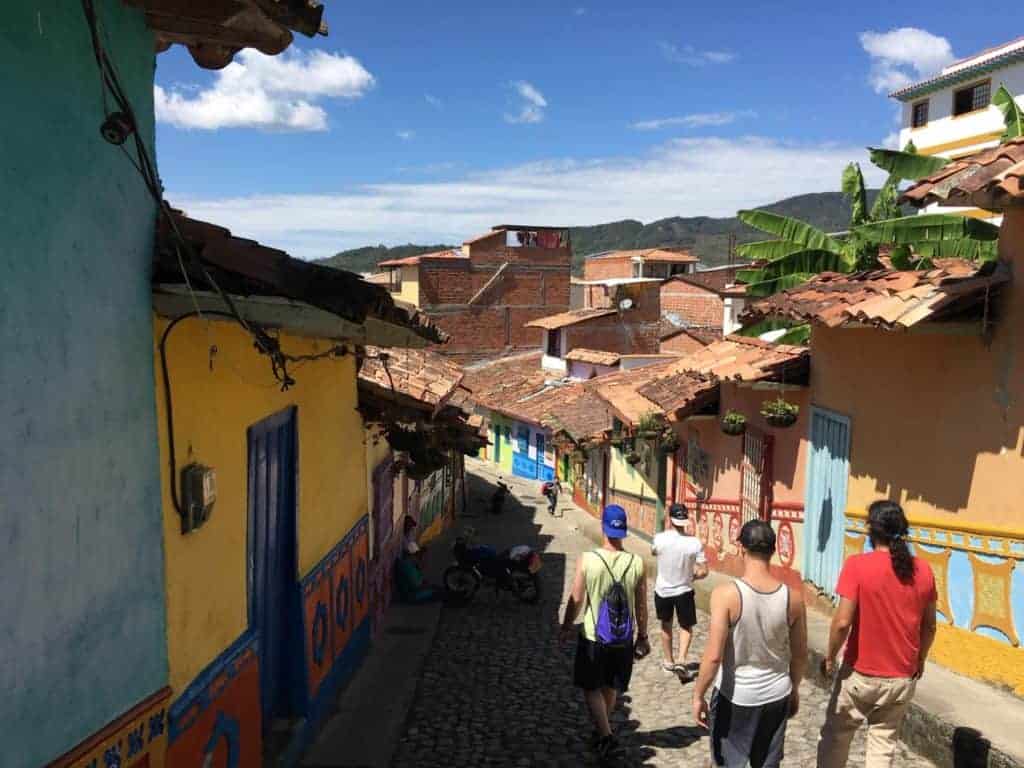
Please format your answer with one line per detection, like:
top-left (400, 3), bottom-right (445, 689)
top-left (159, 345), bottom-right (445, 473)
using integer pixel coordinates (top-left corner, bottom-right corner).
top-left (443, 566), bottom-right (480, 602)
top-left (510, 571), bottom-right (541, 604)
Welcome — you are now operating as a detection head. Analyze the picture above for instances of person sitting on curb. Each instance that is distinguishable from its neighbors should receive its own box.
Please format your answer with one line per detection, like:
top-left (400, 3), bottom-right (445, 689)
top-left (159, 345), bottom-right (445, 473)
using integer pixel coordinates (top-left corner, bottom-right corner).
top-left (403, 515), bottom-right (426, 569)
top-left (652, 503), bottom-right (708, 677)
top-left (693, 520), bottom-right (808, 768)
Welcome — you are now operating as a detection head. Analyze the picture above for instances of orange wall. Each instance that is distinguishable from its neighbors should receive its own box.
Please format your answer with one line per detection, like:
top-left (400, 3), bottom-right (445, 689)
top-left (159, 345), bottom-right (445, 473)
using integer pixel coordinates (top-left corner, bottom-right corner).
top-left (679, 382), bottom-right (810, 506)
top-left (811, 315), bottom-right (1024, 529)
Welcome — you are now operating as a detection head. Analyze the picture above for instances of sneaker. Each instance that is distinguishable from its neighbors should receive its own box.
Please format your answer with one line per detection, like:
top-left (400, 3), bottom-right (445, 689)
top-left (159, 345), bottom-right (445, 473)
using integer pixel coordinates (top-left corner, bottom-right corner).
top-left (595, 735), bottom-right (624, 759)
top-left (661, 661), bottom-right (677, 673)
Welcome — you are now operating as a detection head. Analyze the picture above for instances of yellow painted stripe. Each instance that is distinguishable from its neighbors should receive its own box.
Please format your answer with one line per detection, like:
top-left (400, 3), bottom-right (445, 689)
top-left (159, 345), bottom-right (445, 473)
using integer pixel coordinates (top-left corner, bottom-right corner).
top-left (917, 130), bottom-right (1003, 156)
top-left (847, 507), bottom-right (1024, 540)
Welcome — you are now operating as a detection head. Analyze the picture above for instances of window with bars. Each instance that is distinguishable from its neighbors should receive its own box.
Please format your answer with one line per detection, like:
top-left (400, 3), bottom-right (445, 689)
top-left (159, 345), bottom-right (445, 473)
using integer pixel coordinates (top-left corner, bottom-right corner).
top-left (911, 100), bottom-right (929, 128)
top-left (953, 81), bottom-right (990, 116)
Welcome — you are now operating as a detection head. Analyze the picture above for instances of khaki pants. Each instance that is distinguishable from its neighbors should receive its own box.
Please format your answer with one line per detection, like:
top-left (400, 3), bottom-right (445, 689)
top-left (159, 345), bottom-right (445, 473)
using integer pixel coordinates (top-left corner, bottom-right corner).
top-left (817, 666), bottom-right (917, 768)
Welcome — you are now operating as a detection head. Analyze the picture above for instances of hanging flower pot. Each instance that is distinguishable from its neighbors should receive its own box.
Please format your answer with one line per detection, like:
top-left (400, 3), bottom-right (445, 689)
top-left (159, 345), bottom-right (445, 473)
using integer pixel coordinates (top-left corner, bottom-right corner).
top-left (571, 448), bottom-right (587, 463)
top-left (721, 410), bottom-right (747, 436)
top-left (760, 398), bottom-right (799, 428)
top-left (659, 431), bottom-right (680, 454)
top-left (636, 411), bottom-right (663, 440)
top-left (624, 451), bottom-right (642, 466)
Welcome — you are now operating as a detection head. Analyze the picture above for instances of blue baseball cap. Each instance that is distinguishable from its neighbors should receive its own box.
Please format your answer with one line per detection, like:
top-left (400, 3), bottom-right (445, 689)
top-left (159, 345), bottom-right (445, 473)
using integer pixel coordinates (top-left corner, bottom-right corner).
top-left (602, 504), bottom-right (628, 539)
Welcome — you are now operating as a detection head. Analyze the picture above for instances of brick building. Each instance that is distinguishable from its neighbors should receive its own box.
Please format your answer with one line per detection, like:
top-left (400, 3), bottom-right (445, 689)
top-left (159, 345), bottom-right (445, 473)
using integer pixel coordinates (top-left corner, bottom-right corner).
top-left (582, 248), bottom-right (699, 281)
top-left (526, 281), bottom-right (663, 373)
top-left (378, 225), bottom-right (571, 360)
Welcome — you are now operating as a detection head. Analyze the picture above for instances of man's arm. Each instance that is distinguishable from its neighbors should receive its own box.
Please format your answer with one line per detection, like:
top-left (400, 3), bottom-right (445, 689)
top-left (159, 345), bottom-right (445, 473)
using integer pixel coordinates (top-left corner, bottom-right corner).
top-left (634, 566), bottom-right (649, 640)
top-left (917, 600), bottom-right (937, 678)
top-left (787, 588), bottom-right (808, 717)
top-left (559, 557), bottom-right (588, 642)
top-left (824, 597), bottom-right (857, 675)
top-left (692, 585), bottom-right (734, 728)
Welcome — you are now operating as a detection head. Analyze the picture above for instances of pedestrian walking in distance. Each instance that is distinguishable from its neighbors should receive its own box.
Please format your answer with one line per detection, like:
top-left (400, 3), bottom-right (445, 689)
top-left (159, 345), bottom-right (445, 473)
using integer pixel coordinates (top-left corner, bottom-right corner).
top-left (693, 520), bottom-right (808, 768)
top-left (817, 500), bottom-right (938, 768)
top-left (652, 503), bottom-right (708, 676)
top-left (560, 504), bottom-right (650, 760)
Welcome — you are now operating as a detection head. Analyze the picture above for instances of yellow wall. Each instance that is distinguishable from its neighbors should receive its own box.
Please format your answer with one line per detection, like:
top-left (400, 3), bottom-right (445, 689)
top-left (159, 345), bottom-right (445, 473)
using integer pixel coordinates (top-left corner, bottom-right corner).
top-left (154, 315), bottom-right (368, 692)
top-left (608, 443), bottom-right (658, 499)
top-left (395, 266), bottom-right (420, 307)
top-left (365, 423), bottom-right (391, 552)
top-left (812, 322), bottom-right (1024, 530)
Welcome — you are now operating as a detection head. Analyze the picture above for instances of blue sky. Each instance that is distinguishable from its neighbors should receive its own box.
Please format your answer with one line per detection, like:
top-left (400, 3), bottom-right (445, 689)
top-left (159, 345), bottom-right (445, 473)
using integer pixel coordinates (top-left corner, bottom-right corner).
top-left (154, 1), bottom-right (1012, 259)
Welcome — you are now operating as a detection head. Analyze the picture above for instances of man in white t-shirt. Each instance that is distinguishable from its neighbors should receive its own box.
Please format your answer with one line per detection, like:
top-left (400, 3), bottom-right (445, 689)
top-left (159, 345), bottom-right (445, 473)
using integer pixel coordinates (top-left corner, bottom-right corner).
top-left (652, 503), bottom-right (708, 675)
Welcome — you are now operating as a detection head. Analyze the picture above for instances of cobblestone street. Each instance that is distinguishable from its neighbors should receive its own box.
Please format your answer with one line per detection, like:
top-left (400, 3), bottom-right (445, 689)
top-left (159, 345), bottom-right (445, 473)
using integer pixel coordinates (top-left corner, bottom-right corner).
top-left (392, 462), bottom-right (938, 767)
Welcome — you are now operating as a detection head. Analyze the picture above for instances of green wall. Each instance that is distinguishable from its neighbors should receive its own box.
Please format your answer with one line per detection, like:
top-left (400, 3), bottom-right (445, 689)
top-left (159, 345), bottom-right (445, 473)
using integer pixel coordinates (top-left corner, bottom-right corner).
top-left (0, 3), bottom-right (168, 765)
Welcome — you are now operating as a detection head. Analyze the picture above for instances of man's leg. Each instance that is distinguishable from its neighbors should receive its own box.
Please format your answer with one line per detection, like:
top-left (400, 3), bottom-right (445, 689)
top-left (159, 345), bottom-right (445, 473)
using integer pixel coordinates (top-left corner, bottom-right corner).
top-left (817, 668), bottom-right (868, 768)
top-left (863, 678), bottom-right (916, 768)
top-left (659, 620), bottom-right (675, 666)
top-left (677, 626), bottom-right (693, 666)
top-left (677, 592), bottom-right (697, 668)
top-left (584, 688), bottom-right (612, 737)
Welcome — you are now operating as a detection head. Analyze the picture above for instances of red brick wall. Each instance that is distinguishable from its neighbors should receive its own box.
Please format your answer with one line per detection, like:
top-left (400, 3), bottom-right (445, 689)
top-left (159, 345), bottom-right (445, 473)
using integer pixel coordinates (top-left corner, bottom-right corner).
top-left (682, 267), bottom-right (744, 292)
top-left (583, 255), bottom-right (633, 281)
top-left (660, 331), bottom-right (708, 355)
top-left (660, 280), bottom-right (723, 328)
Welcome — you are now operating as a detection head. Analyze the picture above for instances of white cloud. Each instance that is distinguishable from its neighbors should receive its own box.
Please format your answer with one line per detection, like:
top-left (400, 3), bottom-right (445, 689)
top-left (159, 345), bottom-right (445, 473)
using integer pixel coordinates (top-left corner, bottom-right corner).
top-left (660, 42), bottom-right (736, 66)
top-left (155, 49), bottom-right (375, 131)
top-left (397, 130), bottom-right (416, 141)
top-left (881, 131), bottom-right (900, 149)
top-left (505, 80), bottom-right (548, 124)
top-left (859, 28), bottom-right (955, 94)
top-left (171, 136), bottom-right (886, 260)
top-left (632, 110), bottom-right (756, 131)
top-left (425, 93), bottom-right (442, 109)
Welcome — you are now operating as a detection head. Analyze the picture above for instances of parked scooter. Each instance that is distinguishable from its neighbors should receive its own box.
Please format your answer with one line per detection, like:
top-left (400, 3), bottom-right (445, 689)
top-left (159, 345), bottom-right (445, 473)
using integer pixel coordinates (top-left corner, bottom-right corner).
top-left (443, 531), bottom-right (542, 604)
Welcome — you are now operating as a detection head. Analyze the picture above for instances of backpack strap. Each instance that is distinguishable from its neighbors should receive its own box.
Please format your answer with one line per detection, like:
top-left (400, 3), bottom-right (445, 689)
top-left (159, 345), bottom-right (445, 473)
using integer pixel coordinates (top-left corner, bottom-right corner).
top-left (593, 550), bottom-right (634, 585)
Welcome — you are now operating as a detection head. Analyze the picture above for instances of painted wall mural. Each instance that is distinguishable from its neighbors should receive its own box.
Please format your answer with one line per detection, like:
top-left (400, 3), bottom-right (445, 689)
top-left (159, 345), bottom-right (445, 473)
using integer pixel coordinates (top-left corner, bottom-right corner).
top-left (167, 632), bottom-right (261, 768)
top-left (47, 688), bottom-right (170, 768)
top-left (845, 512), bottom-right (1024, 695)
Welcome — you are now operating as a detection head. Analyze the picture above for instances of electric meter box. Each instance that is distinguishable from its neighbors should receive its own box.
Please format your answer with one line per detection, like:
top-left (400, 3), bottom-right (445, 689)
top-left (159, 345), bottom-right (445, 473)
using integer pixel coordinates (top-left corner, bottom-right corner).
top-left (180, 463), bottom-right (216, 534)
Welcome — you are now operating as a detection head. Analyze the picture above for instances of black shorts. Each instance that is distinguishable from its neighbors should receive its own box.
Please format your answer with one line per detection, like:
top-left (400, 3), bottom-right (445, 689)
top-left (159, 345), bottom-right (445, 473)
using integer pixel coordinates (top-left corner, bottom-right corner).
top-left (573, 634), bottom-right (634, 692)
top-left (654, 590), bottom-right (697, 628)
top-left (709, 689), bottom-right (790, 768)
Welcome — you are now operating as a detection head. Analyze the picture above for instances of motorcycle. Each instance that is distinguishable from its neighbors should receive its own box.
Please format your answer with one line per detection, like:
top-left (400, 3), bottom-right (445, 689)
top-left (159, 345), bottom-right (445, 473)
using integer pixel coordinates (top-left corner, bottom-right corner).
top-left (443, 535), bottom-right (542, 604)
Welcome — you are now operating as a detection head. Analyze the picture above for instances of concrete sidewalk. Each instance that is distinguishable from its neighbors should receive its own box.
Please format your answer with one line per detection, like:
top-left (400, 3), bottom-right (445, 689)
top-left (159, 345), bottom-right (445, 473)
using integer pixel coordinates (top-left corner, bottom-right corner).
top-left (558, 482), bottom-right (1024, 768)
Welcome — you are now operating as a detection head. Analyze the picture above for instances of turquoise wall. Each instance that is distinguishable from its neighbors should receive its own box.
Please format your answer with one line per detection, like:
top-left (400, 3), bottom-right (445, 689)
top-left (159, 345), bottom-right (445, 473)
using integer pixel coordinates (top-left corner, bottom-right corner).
top-left (0, 3), bottom-right (168, 766)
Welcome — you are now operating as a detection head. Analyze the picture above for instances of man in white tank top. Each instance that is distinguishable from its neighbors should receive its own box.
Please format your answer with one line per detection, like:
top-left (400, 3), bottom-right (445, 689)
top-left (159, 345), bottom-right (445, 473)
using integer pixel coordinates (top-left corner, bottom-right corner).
top-left (692, 520), bottom-right (808, 768)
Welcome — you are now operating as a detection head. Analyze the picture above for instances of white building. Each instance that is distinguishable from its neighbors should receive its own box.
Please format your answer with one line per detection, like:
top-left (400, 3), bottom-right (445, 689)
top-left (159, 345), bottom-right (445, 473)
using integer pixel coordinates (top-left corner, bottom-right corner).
top-left (892, 37), bottom-right (1024, 222)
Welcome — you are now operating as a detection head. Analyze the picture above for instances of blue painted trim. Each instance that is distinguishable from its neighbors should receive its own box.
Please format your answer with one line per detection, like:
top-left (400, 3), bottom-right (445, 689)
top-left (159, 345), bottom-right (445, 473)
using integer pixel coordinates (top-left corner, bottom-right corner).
top-left (300, 515), bottom-right (369, 588)
top-left (168, 629), bottom-right (259, 744)
top-left (279, 619), bottom-right (372, 768)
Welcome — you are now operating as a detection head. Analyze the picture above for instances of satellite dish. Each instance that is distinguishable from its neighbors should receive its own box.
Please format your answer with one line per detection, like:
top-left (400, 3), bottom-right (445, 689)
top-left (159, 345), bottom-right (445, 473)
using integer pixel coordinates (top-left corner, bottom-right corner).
top-left (619, 298), bottom-right (634, 310)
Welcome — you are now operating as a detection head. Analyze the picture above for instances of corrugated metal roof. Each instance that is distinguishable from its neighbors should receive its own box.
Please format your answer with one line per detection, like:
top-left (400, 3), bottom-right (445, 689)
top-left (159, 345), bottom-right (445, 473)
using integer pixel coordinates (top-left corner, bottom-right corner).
top-left (744, 264), bottom-right (1009, 331)
top-left (901, 137), bottom-right (1024, 210)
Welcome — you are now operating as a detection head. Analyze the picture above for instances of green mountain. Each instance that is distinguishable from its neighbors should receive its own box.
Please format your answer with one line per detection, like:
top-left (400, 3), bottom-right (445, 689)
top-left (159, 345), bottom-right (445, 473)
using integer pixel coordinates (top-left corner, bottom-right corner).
top-left (569, 190), bottom-right (898, 273)
top-left (315, 244), bottom-right (454, 274)
top-left (316, 191), bottom-right (900, 276)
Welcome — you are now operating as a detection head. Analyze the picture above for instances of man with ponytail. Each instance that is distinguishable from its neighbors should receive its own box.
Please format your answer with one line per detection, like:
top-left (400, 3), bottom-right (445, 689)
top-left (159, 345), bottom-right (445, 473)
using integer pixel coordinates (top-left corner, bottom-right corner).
top-left (817, 500), bottom-right (938, 767)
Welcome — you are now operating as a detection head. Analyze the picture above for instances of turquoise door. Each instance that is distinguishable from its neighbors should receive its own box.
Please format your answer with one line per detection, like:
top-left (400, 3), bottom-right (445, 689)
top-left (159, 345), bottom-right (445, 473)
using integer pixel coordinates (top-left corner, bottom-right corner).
top-left (803, 407), bottom-right (851, 595)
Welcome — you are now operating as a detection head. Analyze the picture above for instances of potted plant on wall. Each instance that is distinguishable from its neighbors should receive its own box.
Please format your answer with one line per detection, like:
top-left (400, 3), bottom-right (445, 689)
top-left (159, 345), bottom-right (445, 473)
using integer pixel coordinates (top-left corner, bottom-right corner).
top-left (624, 450), bottom-right (642, 466)
top-left (659, 429), bottom-right (680, 454)
top-left (637, 411), bottom-right (663, 440)
top-left (761, 398), bottom-right (799, 428)
top-left (721, 410), bottom-right (747, 436)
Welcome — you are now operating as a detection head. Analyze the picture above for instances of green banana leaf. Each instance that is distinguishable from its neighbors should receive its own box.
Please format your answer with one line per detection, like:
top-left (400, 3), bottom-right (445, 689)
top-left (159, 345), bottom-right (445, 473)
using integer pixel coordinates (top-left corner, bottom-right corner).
top-left (735, 317), bottom-right (793, 338)
top-left (889, 245), bottom-right (934, 271)
top-left (993, 84), bottom-right (1024, 141)
top-left (737, 268), bottom-right (765, 285)
top-left (736, 239), bottom-right (807, 260)
top-left (775, 324), bottom-right (812, 346)
top-left (737, 210), bottom-right (843, 252)
top-left (854, 213), bottom-right (1000, 245)
top-left (909, 238), bottom-right (998, 262)
top-left (743, 272), bottom-right (818, 298)
top-left (870, 176), bottom-right (902, 222)
top-left (868, 148), bottom-right (950, 181)
top-left (759, 249), bottom-right (852, 280)
top-left (842, 163), bottom-right (869, 227)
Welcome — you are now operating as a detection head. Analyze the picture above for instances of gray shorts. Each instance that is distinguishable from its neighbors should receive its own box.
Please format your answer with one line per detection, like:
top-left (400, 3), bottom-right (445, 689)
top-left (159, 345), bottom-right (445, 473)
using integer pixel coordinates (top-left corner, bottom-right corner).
top-left (710, 689), bottom-right (790, 768)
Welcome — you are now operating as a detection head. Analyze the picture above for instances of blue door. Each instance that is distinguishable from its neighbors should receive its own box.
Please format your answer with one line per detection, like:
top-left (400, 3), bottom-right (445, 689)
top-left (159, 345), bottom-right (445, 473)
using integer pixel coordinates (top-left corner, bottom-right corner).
top-left (248, 407), bottom-right (298, 723)
top-left (535, 433), bottom-right (545, 480)
top-left (803, 407), bottom-right (851, 595)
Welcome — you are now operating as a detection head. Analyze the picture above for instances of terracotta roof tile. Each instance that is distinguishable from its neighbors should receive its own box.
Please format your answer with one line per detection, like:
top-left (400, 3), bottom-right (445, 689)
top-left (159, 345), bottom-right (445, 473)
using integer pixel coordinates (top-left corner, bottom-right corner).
top-left (564, 348), bottom-right (622, 366)
top-left (378, 249), bottom-right (466, 267)
top-left (525, 308), bottom-right (618, 330)
top-left (902, 137), bottom-right (1024, 210)
top-left (359, 346), bottom-right (465, 409)
top-left (744, 264), bottom-right (1009, 331)
top-left (590, 248), bottom-right (698, 263)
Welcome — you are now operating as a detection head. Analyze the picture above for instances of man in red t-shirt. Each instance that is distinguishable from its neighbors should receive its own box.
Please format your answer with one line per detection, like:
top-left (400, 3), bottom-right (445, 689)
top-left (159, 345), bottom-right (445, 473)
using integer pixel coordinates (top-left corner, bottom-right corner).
top-left (817, 500), bottom-right (938, 768)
